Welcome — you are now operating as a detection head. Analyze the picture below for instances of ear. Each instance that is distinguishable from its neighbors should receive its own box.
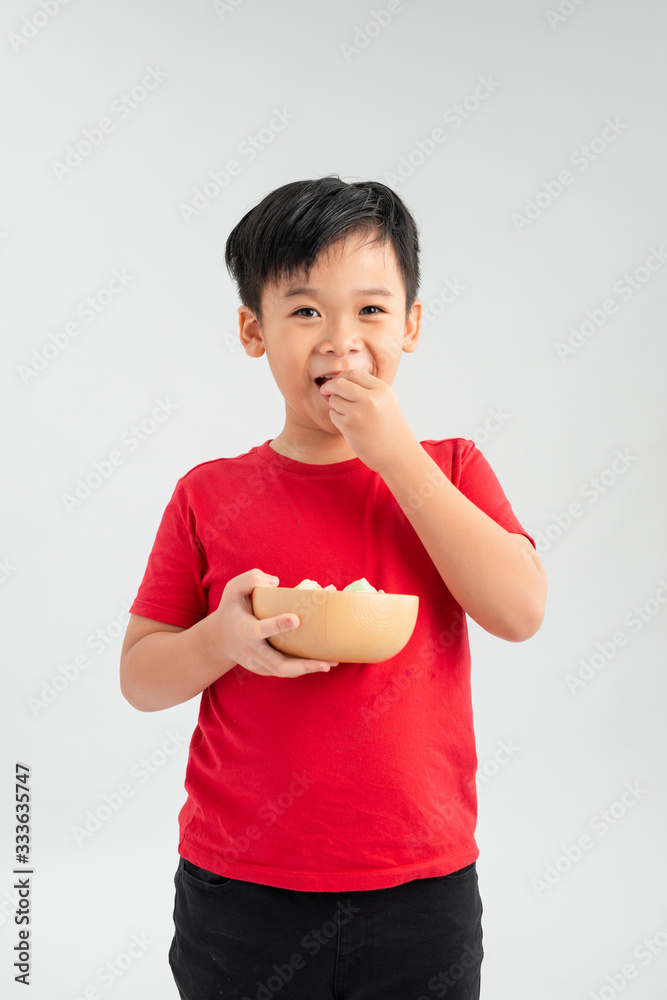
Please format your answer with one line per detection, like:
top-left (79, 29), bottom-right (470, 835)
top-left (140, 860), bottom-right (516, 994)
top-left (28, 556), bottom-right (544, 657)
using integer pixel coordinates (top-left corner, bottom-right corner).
top-left (238, 305), bottom-right (265, 358)
top-left (402, 299), bottom-right (421, 354)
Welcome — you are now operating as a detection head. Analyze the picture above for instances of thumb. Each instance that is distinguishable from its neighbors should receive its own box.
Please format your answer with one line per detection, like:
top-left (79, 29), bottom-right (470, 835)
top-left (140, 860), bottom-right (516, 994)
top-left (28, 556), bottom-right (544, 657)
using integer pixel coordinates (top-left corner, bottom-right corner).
top-left (255, 612), bottom-right (300, 641)
top-left (276, 614), bottom-right (299, 631)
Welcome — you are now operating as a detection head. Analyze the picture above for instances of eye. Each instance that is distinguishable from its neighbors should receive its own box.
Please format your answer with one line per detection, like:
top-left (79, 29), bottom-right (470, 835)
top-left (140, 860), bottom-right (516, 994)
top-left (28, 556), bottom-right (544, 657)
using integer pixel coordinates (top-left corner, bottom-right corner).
top-left (292, 305), bottom-right (385, 317)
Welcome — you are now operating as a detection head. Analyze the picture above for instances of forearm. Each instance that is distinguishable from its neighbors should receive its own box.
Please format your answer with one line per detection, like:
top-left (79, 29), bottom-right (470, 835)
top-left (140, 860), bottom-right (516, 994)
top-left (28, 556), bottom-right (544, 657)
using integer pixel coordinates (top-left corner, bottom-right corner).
top-left (120, 616), bottom-right (238, 712)
top-left (380, 441), bottom-right (547, 641)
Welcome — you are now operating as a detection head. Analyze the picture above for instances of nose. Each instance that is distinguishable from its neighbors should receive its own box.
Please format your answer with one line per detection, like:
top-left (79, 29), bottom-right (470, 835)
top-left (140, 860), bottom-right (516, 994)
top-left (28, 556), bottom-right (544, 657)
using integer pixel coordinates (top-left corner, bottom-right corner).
top-left (318, 322), bottom-right (363, 356)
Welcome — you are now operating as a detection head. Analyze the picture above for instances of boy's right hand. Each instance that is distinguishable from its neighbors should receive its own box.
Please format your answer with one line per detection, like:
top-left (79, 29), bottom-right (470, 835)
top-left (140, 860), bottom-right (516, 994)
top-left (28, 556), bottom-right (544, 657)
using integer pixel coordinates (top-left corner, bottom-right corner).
top-left (210, 569), bottom-right (338, 678)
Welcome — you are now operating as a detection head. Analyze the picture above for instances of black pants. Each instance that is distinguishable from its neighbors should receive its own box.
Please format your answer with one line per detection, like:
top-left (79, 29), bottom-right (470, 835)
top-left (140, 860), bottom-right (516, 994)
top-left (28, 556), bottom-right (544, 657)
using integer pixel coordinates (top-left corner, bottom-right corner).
top-left (169, 857), bottom-right (483, 999)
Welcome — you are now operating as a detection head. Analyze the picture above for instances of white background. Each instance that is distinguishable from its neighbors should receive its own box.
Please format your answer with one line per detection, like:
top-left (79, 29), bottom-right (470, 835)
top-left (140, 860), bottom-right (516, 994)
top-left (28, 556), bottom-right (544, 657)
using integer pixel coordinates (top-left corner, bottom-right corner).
top-left (2, 0), bottom-right (666, 997)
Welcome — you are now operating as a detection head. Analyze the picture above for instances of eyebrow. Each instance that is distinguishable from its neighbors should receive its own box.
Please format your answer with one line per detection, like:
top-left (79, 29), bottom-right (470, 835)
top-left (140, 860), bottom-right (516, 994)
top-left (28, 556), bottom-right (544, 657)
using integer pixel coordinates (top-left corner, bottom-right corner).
top-left (282, 285), bottom-right (394, 299)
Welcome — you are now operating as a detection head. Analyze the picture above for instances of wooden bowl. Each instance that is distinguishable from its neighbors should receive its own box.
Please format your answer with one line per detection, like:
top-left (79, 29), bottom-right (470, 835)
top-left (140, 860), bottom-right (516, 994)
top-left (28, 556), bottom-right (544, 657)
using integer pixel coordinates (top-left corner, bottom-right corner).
top-left (251, 586), bottom-right (419, 662)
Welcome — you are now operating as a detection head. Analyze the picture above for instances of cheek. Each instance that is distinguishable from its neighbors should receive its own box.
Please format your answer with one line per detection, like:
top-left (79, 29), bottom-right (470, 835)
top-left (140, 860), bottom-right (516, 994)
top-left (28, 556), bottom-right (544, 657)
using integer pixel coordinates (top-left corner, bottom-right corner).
top-left (374, 359), bottom-right (398, 386)
top-left (377, 339), bottom-right (404, 374)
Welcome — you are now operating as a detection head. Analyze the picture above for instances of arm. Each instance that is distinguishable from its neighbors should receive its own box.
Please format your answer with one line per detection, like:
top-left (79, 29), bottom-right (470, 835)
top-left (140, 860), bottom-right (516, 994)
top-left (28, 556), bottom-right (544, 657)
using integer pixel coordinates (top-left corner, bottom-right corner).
top-left (120, 613), bottom-right (237, 713)
top-left (120, 569), bottom-right (340, 712)
top-left (380, 443), bottom-right (547, 642)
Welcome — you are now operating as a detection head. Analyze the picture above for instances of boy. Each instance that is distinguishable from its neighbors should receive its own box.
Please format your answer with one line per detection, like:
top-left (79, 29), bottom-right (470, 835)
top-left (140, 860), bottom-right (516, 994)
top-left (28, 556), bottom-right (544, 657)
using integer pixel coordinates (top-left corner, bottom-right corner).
top-left (120, 175), bottom-right (547, 999)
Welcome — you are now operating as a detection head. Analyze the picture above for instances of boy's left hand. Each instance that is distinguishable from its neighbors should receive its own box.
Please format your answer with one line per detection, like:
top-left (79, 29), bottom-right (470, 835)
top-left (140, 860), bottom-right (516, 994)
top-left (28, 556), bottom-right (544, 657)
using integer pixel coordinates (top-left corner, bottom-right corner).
top-left (320, 370), bottom-right (419, 475)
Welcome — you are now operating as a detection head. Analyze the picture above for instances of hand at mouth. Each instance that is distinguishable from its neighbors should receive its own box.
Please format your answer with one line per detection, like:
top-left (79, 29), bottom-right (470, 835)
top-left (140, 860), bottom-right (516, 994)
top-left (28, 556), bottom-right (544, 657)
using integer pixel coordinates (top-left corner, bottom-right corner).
top-left (314, 367), bottom-right (373, 387)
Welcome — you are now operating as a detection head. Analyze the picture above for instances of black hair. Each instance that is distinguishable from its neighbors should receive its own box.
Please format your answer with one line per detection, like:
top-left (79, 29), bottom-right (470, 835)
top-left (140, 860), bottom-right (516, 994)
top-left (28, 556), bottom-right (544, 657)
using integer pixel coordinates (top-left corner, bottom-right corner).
top-left (224, 175), bottom-right (420, 325)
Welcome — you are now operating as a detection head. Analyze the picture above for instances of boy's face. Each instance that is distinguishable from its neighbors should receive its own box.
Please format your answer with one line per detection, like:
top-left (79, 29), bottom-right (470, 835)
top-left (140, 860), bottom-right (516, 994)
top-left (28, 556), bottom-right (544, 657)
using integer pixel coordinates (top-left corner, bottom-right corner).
top-left (238, 229), bottom-right (421, 462)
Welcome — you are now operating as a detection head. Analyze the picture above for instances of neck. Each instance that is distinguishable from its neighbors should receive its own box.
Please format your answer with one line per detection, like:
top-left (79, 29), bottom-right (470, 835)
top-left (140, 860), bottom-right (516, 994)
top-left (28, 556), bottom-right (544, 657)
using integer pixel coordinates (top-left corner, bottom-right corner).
top-left (269, 428), bottom-right (358, 465)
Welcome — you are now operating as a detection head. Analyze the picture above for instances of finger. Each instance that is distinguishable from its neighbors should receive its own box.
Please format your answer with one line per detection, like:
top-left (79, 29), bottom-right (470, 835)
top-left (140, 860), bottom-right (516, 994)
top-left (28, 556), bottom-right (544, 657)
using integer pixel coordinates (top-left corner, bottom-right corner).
top-left (322, 378), bottom-right (359, 402)
top-left (335, 369), bottom-right (373, 384)
top-left (274, 655), bottom-right (335, 677)
top-left (258, 620), bottom-right (339, 676)
top-left (235, 568), bottom-right (280, 600)
top-left (267, 632), bottom-right (339, 675)
top-left (250, 641), bottom-right (335, 678)
top-left (242, 571), bottom-right (281, 617)
top-left (253, 612), bottom-right (300, 642)
top-left (337, 370), bottom-right (376, 391)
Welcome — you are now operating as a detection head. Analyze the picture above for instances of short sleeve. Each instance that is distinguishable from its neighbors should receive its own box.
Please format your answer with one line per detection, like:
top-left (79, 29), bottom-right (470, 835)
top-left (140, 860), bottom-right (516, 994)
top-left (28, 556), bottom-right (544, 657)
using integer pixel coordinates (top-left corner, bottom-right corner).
top-left (456, 440), bottom-right (536, 549)
top-left (129, 478), bottom-right (209, 628)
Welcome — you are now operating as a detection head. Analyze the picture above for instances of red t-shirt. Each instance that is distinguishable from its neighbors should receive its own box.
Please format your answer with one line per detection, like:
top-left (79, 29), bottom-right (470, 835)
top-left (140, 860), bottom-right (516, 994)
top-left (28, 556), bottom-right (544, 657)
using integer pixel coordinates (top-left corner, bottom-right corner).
top-left (130, 438), bottom-right (535, 891)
